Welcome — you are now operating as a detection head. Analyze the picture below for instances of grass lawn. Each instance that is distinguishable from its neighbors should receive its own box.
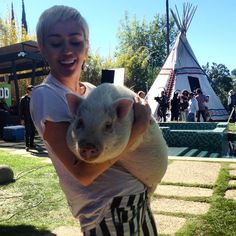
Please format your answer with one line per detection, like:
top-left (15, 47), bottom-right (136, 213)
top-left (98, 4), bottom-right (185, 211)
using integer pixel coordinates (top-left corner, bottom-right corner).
top-left (0, 150), bottom-right (78, 236)
top-left (228, 122), bottom-right (236, 132)
top-left (0, 150), bottom-right (236, 236)
top-left (175, 164), bottom-right (236, 236)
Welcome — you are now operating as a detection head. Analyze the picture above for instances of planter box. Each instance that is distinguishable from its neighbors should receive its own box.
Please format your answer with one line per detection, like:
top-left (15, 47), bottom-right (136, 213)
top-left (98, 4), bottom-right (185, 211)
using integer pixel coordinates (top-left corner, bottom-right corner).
top-left (3, 125), bottom-right (25, 142)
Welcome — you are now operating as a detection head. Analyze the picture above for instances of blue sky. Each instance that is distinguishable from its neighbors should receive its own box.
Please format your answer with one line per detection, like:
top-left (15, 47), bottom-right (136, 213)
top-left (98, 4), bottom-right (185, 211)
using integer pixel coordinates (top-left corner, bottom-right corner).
top-left (1, 0), bottom-right (236, 72)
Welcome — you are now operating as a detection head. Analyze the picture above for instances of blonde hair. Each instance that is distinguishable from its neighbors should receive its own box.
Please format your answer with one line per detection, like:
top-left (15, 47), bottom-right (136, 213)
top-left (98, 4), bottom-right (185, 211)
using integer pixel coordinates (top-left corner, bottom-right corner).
top-left (36, 5), bottom-right (89, 47)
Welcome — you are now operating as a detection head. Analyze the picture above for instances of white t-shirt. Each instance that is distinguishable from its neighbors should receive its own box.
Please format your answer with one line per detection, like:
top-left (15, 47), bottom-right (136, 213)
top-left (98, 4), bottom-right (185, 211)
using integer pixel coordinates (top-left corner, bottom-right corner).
top-left (188, 97), bottom-right (199, 114)
top-left (30, 74), bottom-right (145, 231)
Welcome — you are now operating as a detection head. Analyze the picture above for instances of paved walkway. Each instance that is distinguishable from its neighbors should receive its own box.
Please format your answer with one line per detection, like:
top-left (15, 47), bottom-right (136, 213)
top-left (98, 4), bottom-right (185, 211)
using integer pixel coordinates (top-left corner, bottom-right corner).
top-left (1, 144), bottom-right (236, 235)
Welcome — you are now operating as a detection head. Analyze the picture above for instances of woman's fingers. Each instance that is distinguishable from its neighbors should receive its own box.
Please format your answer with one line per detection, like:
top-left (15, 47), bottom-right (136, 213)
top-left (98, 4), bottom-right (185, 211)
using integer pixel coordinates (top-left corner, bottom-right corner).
top-left (133, 96), bottom-right (152, 134)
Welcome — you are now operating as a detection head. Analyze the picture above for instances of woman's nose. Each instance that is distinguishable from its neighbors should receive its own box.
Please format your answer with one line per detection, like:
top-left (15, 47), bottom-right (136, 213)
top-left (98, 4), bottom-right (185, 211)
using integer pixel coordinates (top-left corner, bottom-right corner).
top-left (62, 42), bottom-right (72, 54)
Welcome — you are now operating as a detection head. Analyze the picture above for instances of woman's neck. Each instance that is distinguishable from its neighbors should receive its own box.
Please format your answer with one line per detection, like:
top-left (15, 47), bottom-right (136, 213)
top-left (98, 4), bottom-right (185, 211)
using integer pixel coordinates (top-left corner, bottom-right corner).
top-left (52, 74), bottom-right (83, 95)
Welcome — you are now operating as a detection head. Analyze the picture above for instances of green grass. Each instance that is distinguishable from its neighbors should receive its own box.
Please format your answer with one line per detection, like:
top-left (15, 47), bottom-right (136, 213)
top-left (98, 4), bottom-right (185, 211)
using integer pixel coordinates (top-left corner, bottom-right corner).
top-left (0, 150), bottom-right (77, 236)
top-left (1, 151), bottom-right (236, 236)
top-left (175, 164), bottom-right (236, 236)
top-left (228, 122), bottom-right (236, 132)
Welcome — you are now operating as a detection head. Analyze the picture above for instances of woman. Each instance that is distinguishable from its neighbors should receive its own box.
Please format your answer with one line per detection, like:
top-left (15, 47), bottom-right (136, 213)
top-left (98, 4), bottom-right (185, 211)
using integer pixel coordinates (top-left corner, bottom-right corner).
top-left (30, 5), bottom-right (158, 235)
top-left (170, 91), bottom-right (180, 121)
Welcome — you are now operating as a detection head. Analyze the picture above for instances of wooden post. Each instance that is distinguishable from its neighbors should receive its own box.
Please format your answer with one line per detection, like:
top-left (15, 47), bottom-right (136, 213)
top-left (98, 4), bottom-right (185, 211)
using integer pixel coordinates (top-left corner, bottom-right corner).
top-left (11, 60), bottom-right (20, 108)
top-left (31, 60), bottom-right (36, 85)
top-left (166, 0), bottom-right (170, 55)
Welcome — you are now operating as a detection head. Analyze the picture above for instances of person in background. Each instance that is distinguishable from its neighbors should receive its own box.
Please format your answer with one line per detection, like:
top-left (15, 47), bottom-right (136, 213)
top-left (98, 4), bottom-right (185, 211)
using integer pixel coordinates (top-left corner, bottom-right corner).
top-left (155, 90), bottom-right (169, 122)
top-left (19, 85), bottom-right (36, 151)
top-left (30, 5), bottom-right (158, 235)
top-left (195, 88), bottom-right (208, 122)
top-left (0, 98), bottom-right (9, 111)
top-left (204, 95), bottom-right (212, 122)
top-left (187, 92), bottom-right (198, 122)
top-left (228, 90), bottom-right (236, 122)
top-left (0, 98), bottom-right (11, 138)
top-left (179, 90), bottom-right (189, 121)
top-left (170, 91), bottom-right (180, 121)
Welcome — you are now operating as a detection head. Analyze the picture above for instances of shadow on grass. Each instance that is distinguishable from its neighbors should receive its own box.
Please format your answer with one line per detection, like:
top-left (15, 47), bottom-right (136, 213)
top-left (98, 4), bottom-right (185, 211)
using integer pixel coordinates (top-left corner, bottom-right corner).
top-left (0, 135), bottom-right (48, 157)
top-left (0, 224), bottom-right (55, 236)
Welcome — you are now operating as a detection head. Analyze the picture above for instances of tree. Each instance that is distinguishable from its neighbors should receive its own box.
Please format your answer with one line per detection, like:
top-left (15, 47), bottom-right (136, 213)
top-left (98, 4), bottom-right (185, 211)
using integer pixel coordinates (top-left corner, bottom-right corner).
top-left (0, 1), bottom-right (31, 45)
top-left (0, 1), bottom-right (35, 107)
top-left (115, 12), bottom-right (177, 92)
top-left (0, 4), bottom-right (19, 46)
top-left (21, 0), bottom-right (28, 41)
top-left (231, 68), bottom-right (236, 77)
top-left (0, 19), bottom-right (8, 47)
top-left (202, 62), bottom-right (233, 107)
top-left (115, 46), bottom-right (158, 92)
top-left (80, 51), bottom-right (116, 86)
top-left (11, 2), bottom-right (17, 44)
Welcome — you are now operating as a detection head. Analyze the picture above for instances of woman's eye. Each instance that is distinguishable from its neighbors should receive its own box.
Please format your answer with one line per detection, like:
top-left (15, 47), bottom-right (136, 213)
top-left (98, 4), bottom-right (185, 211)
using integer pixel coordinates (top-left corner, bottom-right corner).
top-left (71, 41), bottom-right (82, 45)
top-left (50, 42), bottom-right (62, 48)
top-left (71, 41), bottom-right (85, 49)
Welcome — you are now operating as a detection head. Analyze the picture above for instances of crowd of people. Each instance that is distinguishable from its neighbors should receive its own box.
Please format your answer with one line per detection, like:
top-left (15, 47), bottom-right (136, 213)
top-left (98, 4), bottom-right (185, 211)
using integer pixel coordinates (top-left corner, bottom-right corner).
top-left (155, 88), bottom-right (211, 122)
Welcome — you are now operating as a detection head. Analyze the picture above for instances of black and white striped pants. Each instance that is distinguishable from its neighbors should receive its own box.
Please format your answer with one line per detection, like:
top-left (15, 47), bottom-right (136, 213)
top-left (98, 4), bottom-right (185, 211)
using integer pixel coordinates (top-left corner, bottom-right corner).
top-left (83, 190), bottom-right (158, 236)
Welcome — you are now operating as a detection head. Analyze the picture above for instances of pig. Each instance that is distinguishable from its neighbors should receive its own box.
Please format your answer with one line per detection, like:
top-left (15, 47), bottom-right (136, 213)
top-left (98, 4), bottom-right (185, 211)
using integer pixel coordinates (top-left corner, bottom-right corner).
top-left (66, 83), bottom-right (168, 195)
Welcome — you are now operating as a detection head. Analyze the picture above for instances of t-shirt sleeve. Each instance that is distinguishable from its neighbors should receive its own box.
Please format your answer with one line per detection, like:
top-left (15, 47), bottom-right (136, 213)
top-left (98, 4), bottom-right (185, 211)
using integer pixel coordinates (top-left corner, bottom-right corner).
top-left (30, 86), bottom-right (72, 137)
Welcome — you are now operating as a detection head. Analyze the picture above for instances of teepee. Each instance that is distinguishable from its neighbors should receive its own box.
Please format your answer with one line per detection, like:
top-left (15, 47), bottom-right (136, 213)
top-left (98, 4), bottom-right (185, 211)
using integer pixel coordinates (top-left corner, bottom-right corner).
top-left (147, 3), bottom-right (228, 121)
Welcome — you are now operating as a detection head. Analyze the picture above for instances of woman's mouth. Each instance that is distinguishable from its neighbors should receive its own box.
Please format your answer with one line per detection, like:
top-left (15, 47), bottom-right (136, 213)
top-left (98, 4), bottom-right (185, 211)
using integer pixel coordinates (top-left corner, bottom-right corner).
top-left (60, 59), bottom-right (76, 66)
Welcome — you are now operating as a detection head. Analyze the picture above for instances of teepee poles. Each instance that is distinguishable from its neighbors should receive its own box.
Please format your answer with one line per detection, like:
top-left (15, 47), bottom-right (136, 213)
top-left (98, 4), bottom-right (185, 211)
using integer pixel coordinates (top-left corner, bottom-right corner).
top-left (171, 3), bottom-right (197, 33)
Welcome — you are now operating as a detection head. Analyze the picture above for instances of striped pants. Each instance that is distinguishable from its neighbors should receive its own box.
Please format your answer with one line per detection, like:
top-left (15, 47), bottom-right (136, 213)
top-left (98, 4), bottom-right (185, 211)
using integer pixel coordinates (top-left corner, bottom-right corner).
top-left (83, 191), bottom-right (158, 236)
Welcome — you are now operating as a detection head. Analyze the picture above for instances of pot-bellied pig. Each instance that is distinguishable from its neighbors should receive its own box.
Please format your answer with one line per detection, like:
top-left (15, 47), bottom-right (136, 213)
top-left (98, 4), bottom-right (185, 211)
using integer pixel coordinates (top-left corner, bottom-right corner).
top-left (66, 83), bottom-right (168, 195)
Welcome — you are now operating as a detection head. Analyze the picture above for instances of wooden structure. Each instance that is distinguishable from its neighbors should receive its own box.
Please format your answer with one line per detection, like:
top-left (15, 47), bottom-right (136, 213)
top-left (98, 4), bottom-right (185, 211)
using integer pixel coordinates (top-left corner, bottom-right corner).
top-left (0, 40), bottom-right (48, 105)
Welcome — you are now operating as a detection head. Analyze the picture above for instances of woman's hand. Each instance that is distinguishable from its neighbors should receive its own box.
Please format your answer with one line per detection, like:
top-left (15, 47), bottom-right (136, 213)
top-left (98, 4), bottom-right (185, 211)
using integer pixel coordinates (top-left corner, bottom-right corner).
top-left (126, 96), bottom-right (151, 149)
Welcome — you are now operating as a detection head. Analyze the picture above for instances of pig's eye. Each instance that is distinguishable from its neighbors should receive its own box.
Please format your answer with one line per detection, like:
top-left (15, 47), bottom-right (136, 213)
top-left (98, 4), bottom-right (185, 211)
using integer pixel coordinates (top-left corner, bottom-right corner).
top-left (76, 118), bottom-right (84, 129)
top-left (104, 121), bottom-right (113, 132)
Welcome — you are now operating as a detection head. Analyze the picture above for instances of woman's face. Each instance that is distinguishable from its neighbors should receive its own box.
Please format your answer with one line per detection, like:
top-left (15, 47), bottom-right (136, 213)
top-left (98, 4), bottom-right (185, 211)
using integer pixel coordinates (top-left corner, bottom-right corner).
top-left (40, 20), bottom-right (88, 82)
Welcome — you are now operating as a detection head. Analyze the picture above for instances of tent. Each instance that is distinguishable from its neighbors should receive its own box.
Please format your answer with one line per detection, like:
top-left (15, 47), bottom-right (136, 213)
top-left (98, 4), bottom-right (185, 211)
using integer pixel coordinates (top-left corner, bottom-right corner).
top-left (146, 4), bottom-right (228, 121)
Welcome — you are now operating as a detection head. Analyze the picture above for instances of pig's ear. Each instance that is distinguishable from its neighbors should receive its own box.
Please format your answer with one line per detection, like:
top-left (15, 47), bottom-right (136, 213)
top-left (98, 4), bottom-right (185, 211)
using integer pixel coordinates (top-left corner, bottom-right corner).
top-left (113, 98), bottom-right (134, 119)
top-left (66, 93), bottom-right (84, 115)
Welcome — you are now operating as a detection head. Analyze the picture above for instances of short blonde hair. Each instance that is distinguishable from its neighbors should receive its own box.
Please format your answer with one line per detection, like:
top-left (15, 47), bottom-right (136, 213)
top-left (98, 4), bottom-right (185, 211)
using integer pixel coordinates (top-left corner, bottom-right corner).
top-left (36, 5), bottom-right (89, 47)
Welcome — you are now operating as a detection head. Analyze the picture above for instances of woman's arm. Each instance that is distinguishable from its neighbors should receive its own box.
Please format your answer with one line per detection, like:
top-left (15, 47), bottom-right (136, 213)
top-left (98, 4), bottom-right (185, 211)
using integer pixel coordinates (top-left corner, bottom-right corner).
top-left (44, 121), bottom-right (118, 186)
top-left (43, 97), bottom-right (151, 186)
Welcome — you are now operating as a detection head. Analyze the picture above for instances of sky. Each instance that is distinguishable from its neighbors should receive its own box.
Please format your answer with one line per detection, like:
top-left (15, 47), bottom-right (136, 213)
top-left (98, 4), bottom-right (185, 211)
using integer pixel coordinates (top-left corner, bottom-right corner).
top-left (1, 0), bottom-right (236, 72)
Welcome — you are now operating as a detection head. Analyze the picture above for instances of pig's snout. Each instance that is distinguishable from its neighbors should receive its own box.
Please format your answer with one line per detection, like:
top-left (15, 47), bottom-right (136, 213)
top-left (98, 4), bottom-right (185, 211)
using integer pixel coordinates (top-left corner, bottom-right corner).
top-left (79, 141), bottom-right (102, 161)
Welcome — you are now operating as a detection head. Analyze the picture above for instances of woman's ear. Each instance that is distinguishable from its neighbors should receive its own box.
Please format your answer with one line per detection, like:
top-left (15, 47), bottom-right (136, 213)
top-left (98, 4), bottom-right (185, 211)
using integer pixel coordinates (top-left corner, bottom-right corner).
top-left (81, 61), bottom-right (87, 71)
top-left (37, 43), bottom-right (48, 63)
top-left (82, 47), bottom-right (89, 71)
